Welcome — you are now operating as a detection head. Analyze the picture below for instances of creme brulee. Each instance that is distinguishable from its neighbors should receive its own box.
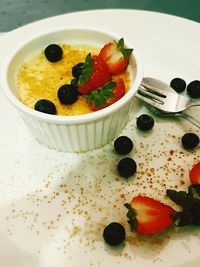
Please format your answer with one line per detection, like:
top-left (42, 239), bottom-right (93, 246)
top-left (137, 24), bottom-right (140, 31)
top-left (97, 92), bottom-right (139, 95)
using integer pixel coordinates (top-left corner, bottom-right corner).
top-left (17, 44), bottom-right (130, 116)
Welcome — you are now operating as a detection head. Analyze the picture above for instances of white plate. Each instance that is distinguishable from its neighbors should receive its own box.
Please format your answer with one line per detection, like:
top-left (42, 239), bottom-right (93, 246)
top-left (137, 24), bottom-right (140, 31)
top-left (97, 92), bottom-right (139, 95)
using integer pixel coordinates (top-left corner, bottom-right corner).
top-left (0, 9), bottom-right (200, 267)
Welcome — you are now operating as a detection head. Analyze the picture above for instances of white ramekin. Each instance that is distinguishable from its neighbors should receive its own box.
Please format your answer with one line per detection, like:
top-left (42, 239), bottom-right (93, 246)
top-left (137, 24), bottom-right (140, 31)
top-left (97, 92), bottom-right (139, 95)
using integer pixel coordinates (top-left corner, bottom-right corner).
top-left (0, 27), bottom-right (143, 152)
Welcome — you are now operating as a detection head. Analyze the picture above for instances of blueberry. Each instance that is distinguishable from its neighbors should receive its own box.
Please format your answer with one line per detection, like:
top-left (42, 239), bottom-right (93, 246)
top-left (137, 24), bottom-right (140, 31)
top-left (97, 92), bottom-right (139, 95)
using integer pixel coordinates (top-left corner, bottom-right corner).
top-left (103, 222), bottom-right (125, 246)
top-left (170, 78), bottom-right (186, 93)
top-left (44, 44), bottom-right (63, 62)
top-left (181, 133), bottom-right (199, 150)
top-left (117, 157), bottom-right (137, 177)
top-left (57, 84), bottom-right (78, 105)
top-left (71, 78), bottom-right (79, 89)
top-left (187, 80), bottom-right (200, 98)
top-left (136, 114), bottom-right (154, 131)
top-left (114, 136), bottom-right (133, 155)
top-left (34, 99), bottom-right (56, 114)
top-left (72, 62), bottom-right (85, 78)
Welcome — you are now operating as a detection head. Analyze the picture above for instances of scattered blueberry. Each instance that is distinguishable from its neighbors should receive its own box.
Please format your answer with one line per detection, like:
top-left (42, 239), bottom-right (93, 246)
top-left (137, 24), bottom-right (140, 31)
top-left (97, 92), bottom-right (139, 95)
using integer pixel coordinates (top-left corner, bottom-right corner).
top-left (181, 133), bottom-right (200, 150)
top-left (187, 80), bottom-right (200, 98)
top-left (34, 99), bottom-right (56, 114)
top-left (117, 157), bottom-right (137, 177)
top-left (57, 84), bottom-right (78, 105)
top-left (170, 78), bottom-right (186, 93)
top-left (72, 62), bottom-right (85, 78)
top-left (136, 114), bottom-right (154, 131)
top-left (44, 44), bottom-right (63, 62)
top-left (114, 136), bottom-right (133, 155)
top-left (103, 222), bottom-right (126, 246)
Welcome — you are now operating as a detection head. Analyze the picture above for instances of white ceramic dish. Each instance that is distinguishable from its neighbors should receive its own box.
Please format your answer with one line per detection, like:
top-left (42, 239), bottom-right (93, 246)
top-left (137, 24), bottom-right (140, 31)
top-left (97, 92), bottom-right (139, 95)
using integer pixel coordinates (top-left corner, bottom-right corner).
top-left (0, 27), bottom-right (142, 152)
top-left (0, 9), bottom-right (200, 267)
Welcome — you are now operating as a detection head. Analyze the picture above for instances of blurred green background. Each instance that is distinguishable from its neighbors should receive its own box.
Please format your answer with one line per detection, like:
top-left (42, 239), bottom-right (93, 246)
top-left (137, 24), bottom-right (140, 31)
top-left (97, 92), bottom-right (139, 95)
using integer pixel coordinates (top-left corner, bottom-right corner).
top-left (0, 0), bottom-right (199, 31)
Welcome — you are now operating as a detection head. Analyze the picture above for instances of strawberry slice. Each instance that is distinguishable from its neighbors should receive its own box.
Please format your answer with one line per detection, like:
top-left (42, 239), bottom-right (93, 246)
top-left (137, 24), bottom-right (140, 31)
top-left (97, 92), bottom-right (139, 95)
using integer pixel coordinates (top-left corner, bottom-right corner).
top-left (78, 54), bottom-right (111, 95)
top-left (99, 38), bottom-right (133, 75)
top-left (125, 195), bottom-right (175, 235)
top-left (189, 162), bottom-right (200, 184)
top-left (86, 79), bottom-right (126, 111)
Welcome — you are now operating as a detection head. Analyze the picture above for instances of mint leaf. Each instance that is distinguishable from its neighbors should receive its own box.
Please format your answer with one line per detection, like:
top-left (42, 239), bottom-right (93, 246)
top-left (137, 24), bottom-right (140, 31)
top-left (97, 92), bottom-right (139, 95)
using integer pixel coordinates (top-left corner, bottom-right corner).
top-left (86, 81), bottom-right (116, 108)
top-left (79, 53), bottom-right (94, 86)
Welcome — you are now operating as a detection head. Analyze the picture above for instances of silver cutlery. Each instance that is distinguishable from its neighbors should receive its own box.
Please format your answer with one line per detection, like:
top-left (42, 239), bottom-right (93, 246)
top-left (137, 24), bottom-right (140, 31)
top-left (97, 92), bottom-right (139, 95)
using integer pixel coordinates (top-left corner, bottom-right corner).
top-left (136, 78), bottom-right (200, 113)
top-left (135, 77), bottom-right (200, 129)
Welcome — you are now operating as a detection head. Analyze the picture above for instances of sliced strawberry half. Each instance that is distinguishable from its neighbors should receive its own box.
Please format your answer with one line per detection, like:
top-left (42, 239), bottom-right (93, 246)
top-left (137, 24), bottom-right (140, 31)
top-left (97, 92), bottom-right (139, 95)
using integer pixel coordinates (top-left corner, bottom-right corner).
top-left (125, 195), bottom-right (175, 235)
top-left (86, 79), bottom-right (126, 111)
top-left (189, 162), bottom-right (200, 184)
top-left (78, 54), bottom-right (111, 95)
top-left (99, 38), bottom-right (133, 75)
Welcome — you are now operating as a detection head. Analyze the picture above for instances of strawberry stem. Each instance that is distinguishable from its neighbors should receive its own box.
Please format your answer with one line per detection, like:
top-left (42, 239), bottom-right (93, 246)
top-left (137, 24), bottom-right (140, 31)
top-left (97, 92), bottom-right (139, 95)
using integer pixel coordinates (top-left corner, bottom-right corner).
top-left (115, 38), bottom-right (133, 60)
top-left (124, 203), bottom-right (138, 231)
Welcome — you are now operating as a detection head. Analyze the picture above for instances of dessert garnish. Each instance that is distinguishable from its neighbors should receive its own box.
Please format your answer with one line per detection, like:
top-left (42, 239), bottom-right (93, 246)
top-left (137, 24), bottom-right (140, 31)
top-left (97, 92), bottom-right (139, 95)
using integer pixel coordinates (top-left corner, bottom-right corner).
top-left (187, 80), bottom-right (200, 98)
top-left (102, 136), bottom-right (200, 243)
top-left (170, 78), bottom-right (186, 93)
top-left (78, 54), bottom-right (111, 95)
top-left (72, 62), bottom-right (85, 78)
top-left (86, 79), bottom-right (125, 110)
top-left (117, 157), bottom-right (137, 178)
top-left (57, 84), bottom-right (79, 104)
top-left (44, 44), bottom-right (63, 62)
top-left (136, 114), bottom-right (155, 131)
top-left (99, 38), bottom-right (133, 74)
top-left (181, 133), bottom-right (200, 150)
top-left (166, 184), bottom-right (200, 226)
top-left (103, 222), bottom-right (126, 246)
top-left (70, 78), bottom-right (79, 90)
top-left (170, 78), bottom-right (200, 98)
top-left (114, 136), bottom-right (133, 155)
top-left (189, 162), bottom-right (200, 184)
top-left (34, 99), bottom-right (57, 114)
top-left (124, 196), bottom-right (175, 235)
top-left (123, 163), bottom-right (200, 236)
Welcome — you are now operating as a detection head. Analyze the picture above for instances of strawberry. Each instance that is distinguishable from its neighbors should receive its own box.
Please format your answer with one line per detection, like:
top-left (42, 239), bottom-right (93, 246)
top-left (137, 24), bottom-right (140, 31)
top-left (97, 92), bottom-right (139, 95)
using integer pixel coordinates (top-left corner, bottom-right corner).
top-left (78, 54), bottom-right (110, 95)
top-left (125, 195), bottom-right (175, 235)
top-left (99, 38), bottom-right (133, 75)
top-left (86, 79), bottom-right (126, 111)
top-left (189, 161), bottom-right (200, 184)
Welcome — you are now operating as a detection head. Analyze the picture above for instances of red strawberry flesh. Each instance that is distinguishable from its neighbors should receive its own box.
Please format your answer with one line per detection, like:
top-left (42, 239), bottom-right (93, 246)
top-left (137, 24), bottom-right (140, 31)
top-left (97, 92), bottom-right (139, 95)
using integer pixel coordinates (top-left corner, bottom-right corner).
top-left (78, 55), bottom-right (111, 95)
top-left (99, 39), bottom-right (132, 75)
top-left (87, 79), bottom-right (126, 111)
top-left (130, 196), bottom-right (175, 235)
top-left (189, 162), bottom-right (200, 184)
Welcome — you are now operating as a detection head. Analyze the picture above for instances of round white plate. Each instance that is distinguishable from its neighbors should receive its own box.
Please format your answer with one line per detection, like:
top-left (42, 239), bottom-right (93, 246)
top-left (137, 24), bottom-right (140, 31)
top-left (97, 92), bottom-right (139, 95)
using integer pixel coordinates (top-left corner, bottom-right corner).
top-left (0, 9), bottom-right (200, 267)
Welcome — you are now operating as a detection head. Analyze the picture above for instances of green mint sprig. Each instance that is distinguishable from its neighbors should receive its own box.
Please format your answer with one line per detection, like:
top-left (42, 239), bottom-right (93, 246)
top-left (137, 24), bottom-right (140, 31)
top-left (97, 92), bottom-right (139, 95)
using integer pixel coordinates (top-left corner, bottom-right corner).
top-left (166, 184), bottom-right (200, 227)
top-left (79, 53), bottom-right (94, 86)
top-left (86, 81), bottom-right (116, 108)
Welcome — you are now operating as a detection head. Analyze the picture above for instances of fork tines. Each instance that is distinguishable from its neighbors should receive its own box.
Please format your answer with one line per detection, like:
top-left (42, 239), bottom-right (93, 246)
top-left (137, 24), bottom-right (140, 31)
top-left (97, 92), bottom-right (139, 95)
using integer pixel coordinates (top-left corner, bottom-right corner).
top-left (136, 85), bottom-right (166, 106)
top-left (141, 82), bottom-right (167, 97)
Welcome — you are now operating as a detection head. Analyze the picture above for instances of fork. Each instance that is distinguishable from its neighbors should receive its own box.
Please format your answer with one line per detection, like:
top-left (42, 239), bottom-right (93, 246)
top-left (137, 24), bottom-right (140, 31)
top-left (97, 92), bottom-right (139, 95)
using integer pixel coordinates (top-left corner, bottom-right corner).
top-left (136, 81), bottom-right (200, 113)
top-left (135, 77), bottom-right (200, 129)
